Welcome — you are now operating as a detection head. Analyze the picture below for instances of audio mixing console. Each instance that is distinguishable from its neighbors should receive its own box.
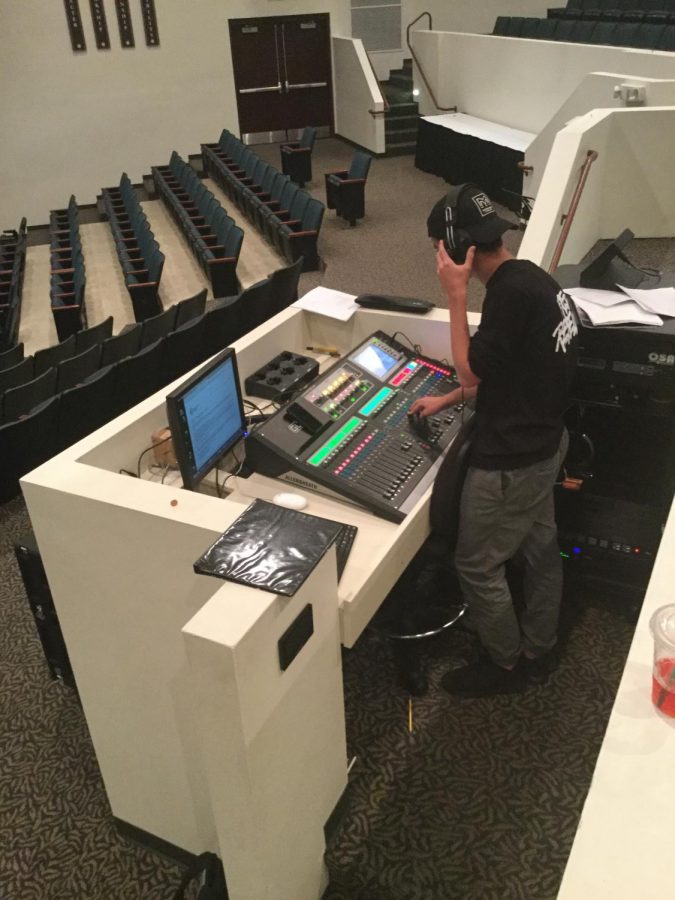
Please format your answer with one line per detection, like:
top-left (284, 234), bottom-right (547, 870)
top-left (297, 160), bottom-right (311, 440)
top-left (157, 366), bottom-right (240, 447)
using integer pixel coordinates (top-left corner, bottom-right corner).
top-left (245, 331), bottom-right (473, 522)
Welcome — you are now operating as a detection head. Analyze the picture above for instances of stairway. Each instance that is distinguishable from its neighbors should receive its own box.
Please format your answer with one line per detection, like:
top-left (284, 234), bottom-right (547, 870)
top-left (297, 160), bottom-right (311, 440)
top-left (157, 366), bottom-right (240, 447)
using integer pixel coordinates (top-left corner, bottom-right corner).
top-left (380, 59), bottom-right (419, 157)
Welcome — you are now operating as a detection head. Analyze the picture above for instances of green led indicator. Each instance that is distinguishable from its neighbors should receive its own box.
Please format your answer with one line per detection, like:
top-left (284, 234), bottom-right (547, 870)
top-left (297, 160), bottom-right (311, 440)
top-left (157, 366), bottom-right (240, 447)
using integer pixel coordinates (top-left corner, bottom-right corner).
top-left (359, 387), bottom-right (393, 417)
top-left (308, 417), bottom-right (362, 466)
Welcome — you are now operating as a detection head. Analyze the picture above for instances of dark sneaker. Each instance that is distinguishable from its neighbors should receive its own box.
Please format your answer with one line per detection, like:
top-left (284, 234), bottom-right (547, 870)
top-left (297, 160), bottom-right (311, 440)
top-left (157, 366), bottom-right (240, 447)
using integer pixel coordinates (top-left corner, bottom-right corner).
top-left (440, 659), bottom-right (527, 697)
top-left (520, 651), bottom-right (558, 685)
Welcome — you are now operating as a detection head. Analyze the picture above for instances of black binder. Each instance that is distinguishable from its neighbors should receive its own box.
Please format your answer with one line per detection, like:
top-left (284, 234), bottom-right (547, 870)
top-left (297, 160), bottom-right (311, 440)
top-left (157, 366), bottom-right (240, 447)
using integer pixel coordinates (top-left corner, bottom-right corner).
top-left (194, 499), bottom-right (343, 596)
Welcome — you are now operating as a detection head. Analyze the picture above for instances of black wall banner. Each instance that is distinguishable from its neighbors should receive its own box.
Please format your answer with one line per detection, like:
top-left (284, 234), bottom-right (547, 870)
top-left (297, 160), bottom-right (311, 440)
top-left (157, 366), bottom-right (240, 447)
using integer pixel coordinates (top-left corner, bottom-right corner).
top-left (115, 0), bottom-right (135, 48)
top-left (89, 0), bottom-right (110, 50)
top-left (140, 0), bottom-right (160, 47)
top-left (64, 0), bottom-right (86, 52)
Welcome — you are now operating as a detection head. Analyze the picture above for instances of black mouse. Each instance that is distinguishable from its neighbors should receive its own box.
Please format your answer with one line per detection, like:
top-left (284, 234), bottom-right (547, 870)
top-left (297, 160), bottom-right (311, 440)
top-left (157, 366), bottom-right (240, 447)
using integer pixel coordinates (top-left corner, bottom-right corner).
top-left (409, 411), bottom-right (432, 439)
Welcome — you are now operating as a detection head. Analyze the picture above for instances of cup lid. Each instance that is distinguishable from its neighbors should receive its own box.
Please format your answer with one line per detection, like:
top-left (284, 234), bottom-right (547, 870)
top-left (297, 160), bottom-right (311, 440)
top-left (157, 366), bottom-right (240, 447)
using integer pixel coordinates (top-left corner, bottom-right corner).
top-left (650, 604), bottom-right (675, 648)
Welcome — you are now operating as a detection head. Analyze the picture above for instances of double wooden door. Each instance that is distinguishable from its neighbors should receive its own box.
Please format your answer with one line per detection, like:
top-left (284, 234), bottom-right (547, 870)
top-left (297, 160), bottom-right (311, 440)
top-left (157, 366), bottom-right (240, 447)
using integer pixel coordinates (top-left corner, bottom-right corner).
top-left (229, 13), bottom-right (333, 140)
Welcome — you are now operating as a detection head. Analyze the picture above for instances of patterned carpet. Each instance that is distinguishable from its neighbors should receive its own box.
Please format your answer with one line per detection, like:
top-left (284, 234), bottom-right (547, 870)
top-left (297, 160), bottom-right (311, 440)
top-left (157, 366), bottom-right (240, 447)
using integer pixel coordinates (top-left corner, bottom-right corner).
top-left (324, 580), bottom-right (638, 900)
top-left (1, 492), bottom-right (638, 899)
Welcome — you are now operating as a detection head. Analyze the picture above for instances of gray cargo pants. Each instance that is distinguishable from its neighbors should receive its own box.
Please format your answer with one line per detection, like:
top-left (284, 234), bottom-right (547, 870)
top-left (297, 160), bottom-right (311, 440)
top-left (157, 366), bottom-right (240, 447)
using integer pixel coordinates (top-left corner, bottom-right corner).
top-left (453, 430), bottom-right (569, 668)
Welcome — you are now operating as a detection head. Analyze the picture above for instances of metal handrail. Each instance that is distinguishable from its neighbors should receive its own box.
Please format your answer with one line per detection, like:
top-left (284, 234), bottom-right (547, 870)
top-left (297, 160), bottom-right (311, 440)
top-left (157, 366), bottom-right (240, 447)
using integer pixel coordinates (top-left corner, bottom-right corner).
top-left (406, 12), bottom-right (457, 113)
top-left (548, 150), bottom-right (599, 274)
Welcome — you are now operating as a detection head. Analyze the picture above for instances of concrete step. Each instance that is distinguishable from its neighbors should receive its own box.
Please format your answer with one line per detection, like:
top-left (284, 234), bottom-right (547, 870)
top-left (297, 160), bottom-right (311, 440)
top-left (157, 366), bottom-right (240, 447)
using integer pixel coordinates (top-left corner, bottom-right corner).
top-left (385, 115), bottom-right (419, 134)
top-left (384, 141), bottom-right (417, 157)
top-left (389, 72), bottom-right (413, 90)
top-left (385, 101), bottom-right (419, 118)
top-left (385, 127), bottom-right (418, 143)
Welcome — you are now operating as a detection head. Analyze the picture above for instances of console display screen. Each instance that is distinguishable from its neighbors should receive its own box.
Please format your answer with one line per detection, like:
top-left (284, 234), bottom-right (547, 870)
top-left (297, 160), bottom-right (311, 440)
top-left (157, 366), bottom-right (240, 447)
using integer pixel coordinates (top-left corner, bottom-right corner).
top-left (350, 341), bottom-right (399, 381)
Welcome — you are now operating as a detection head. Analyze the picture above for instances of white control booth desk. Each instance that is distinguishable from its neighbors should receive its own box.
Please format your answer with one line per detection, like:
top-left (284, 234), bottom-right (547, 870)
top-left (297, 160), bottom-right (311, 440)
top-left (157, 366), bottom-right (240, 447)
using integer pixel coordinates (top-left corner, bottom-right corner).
top-left (20, 302), bottom-right (675, 900)
top-left (20, 304), bottom-right (464, 900)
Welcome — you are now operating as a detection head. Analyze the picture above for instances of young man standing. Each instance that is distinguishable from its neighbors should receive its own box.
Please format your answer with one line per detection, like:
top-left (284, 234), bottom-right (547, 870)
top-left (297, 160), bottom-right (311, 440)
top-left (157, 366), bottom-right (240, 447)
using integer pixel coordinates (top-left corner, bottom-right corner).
top-left (410, 186), bottom-right (579, 696)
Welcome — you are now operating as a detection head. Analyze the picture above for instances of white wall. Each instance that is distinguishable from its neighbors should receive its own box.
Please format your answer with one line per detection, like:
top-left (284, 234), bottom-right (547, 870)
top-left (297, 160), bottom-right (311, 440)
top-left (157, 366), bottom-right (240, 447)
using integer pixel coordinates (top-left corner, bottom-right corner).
top-left (526, 73), bottom-right (675, 196)
top-left (332, 37), bottom-right (385, 153)
top-left (0, 0), bottom-right (352, 228)
top-left (370, 0), bottom-right (553, 79)
top-left (519, 106), bottom-right (675, 271)
top-left (410, 30), bottom-right (675, 132)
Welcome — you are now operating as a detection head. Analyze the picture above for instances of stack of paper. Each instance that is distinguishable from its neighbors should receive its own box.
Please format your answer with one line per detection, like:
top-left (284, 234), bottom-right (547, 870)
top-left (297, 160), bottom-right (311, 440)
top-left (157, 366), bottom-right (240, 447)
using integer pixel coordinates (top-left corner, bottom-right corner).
top-left (292, 286), bottom-right (359, 321)
top-left (566, 285), bottom-right (675, 327)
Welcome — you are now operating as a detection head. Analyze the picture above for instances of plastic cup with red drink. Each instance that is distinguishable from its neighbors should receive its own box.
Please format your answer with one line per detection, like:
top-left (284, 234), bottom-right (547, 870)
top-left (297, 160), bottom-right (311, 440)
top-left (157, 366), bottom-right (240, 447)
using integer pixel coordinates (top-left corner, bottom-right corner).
top-left (649, 604), bottom-right (675, 718)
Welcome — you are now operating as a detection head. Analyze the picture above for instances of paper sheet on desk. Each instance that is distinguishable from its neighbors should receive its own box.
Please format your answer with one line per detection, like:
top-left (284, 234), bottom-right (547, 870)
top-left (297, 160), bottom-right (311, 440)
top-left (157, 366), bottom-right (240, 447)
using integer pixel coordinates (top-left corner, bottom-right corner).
top-left (618, 285), bottom-right (675, 317)
top-left (293, 286), bottom-right (359, 321)
top-left (571, 297), bottom-right (663, 327)
top-left (566, 287), bottom-right (629, 308)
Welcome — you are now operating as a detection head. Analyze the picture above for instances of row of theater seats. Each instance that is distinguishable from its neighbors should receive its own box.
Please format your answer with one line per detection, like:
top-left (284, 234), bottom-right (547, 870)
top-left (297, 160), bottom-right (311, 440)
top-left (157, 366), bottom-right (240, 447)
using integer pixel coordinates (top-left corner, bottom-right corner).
top-left (49, 195), bottom-right (87, 341)
top-left (202, 130), bottom-right (325, 272)
top-left (152, 152), bottom-right (244, 299)
top-left (493, 14), bottom-right (675, 47)
top-left (0, 220), bottom-right (27, 352)
top-left (0, 257), bottom-right (302, 503)
top-left (549, 0), bottom-right (675, 22)
top-left (102, 174), bottom-right (164, 321)
top-left (0, 291), bottom-right (207, 418)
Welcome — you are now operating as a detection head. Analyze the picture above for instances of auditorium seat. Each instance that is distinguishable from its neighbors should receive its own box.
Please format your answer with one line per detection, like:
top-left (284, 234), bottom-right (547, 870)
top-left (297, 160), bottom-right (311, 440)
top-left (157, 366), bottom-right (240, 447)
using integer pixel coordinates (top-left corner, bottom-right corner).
top-left (324, 151), bottom-right (373, 227)
top-left (493, 16), bottom-right (510, 34)
top-left (0, 395), bottom-right (60, 504)
top-left (201, 300), bottom-right (243, 358)
top-left (140, 305), bottom-right (178, 347)
top-left (56, 344), bottom-right (102, 392)
top-left (610, 19), bottom-right (641, 42)
top-left (0, 342), bottom-right (24, 372)
top-left (74, 316), bottom-right (114, 353)
top-left (33, 334), bottom-right (76, 377)
top-left (57, 364), bottom-right (119, 451)
top-left (267, 256), bottom-right (303, 311)
top-left (113, 338), bottom-right (166, 414)
top-left (276, 197), bottom-right (325, 270)
top-left (0, 356), bottom-right (35, 395)
top-left (588, 20), bottom-right (618, 41)
top-left (2, 368), bottom-right (58, 423)
top-left (536, 17), bottom-right (560, 38)
top-left (100, 324), bottom-right (142, 366)
top-left (163, 315), bottom-right (208, 385)
top-left (632, 21), bottom-right (666, 45)
top-left (175, 289), bottom-right (208, 328)
top-left (658, 23), bottom-right (675, 48)
top-left (504, 17), bottom-right (525, 36)
top-left (280, 127), bottom-right (316, 187)
top-left (520, 17), bottom-right (541, 37)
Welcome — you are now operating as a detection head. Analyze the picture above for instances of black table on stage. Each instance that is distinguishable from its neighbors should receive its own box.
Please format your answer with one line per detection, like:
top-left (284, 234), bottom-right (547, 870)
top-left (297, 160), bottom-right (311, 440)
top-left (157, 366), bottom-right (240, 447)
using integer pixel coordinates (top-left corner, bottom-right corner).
top-left (415, 117), bottom-right (524, 206)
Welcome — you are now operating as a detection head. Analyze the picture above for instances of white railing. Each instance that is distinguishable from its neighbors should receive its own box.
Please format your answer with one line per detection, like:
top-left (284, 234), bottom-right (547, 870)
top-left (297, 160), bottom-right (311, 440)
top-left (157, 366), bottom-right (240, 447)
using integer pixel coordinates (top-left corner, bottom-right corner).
top-left (332, 36), bottom-right (386, 154)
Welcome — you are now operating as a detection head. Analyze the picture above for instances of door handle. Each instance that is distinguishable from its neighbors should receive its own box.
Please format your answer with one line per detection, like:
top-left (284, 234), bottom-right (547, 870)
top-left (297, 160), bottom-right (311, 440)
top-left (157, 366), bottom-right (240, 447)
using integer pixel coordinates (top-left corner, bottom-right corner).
top-left (286, 81), bottom-right (328, 90)
top-left (239, 83), bottom-right (282, 94)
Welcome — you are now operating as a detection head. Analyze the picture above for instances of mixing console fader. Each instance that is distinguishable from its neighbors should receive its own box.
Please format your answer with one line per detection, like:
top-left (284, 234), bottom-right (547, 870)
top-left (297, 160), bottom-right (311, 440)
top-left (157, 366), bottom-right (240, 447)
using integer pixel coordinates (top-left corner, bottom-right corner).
top-left (245, 331), bottom-right (473, 522)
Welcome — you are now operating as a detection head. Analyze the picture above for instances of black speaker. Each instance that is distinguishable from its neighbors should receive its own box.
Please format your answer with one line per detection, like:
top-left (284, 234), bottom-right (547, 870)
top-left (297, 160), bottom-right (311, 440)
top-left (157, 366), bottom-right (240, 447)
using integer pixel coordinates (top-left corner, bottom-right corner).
top-left (14, 536), bottom-right (77, 690)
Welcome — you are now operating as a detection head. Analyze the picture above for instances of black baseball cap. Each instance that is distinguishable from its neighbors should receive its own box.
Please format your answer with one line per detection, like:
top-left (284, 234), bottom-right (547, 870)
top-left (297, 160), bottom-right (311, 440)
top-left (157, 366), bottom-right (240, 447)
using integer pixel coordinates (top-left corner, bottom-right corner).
top-left (427, 185), bottom-right (517, 244)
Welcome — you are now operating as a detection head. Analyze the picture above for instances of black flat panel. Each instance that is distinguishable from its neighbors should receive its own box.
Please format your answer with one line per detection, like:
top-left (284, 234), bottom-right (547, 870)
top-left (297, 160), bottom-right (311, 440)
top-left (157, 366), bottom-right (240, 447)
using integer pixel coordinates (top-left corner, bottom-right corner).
top-left (140, 0), bottom-right (160, 46)
top-left (64, 0), bottom-right (86, 52)
top-left (89, 0), bottom-right (110, 49)
top-left (115, 0), bottom-right (135, 48)
top-left (278, 604), bottom-right (314, 671)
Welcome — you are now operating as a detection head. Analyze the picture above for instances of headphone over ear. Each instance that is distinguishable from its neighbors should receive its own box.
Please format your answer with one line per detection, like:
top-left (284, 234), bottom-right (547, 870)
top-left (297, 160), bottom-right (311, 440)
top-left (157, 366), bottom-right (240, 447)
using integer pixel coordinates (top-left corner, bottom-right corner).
top-left (444, 183), bottom-right (474, 264)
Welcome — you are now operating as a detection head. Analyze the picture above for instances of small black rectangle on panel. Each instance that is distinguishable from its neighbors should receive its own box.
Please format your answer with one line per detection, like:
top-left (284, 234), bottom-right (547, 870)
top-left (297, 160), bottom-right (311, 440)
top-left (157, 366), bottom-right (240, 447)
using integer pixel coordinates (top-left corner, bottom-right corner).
top-left (89, 0), bottom-right (110, 49)
top-left (64, 0), bottom-right (87, 52)
top-left (140, 0), bottom-right (160, 46)
top-left (278, 604), bottom-right (314, 672)
top-left (115, 0), bottom-right (135, 47)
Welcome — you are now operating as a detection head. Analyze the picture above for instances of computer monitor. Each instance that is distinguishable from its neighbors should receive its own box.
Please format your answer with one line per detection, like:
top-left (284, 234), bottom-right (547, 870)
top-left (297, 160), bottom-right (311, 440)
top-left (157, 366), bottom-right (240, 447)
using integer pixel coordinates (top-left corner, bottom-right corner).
top-left (166, 348), bottom-right (246, 491)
